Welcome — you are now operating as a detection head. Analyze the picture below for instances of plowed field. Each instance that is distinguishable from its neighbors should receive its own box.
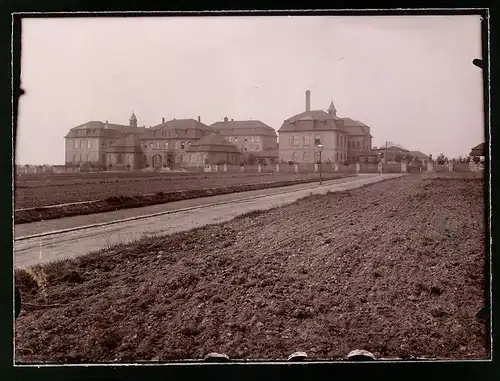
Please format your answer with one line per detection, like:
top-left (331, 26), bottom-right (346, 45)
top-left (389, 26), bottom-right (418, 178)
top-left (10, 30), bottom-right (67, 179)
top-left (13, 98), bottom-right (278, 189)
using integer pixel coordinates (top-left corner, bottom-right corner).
top-left (15, 174), bottom-right (488, 363)
top-left (15, 172), bottom-right (341, 209)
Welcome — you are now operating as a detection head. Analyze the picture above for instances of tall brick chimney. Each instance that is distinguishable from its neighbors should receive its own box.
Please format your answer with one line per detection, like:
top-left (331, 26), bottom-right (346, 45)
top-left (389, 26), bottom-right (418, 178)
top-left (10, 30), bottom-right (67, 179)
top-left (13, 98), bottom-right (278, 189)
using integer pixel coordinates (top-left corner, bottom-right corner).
top-left (162, 117), bottom-right (165, 124)
top-left (198, 116), bottom-right (201, 123)
top-left (305, 90), bottom-right (311, 112)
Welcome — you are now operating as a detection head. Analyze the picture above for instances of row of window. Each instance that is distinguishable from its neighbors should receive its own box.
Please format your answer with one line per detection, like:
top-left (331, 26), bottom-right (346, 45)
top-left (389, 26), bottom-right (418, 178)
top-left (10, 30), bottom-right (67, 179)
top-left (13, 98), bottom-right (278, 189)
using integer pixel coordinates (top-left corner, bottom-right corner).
top-left (72, 139), bottom-right (94, 149)
top-left (348, 140), bottom-right (369, 150)
top-left (143, 141), bottom-right (192, 150)
top-left (290, 151), bottom-right (346, 163)
top-left (291, 134), bottom-right (348, 149)
top-left (292, 135), bottom-right (322, 147)
top-left (227, 136), bottom-right (261, 143)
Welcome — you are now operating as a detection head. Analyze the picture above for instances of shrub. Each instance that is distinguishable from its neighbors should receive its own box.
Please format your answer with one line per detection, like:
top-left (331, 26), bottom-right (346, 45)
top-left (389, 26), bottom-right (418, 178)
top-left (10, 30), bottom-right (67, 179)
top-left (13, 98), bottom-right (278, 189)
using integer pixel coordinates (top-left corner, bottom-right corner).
top-left (473, 156), bottom-right (480, 164)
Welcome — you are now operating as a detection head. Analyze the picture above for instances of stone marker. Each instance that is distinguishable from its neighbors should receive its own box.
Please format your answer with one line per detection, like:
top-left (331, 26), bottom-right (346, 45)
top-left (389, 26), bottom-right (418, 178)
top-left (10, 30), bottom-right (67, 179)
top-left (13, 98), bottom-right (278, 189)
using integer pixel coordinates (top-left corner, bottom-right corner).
top-left (346, 349), bottom-right (376, 361)
top-left (203, 352), bottom-right (230, 362)
top-left (287, 351), bottom-right (308, 361)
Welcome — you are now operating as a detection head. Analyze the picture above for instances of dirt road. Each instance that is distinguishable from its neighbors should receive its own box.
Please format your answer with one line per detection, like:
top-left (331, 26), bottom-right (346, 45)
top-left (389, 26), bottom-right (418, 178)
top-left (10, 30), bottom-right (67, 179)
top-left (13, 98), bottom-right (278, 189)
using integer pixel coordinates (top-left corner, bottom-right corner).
top-left (15, 174), bottom-right (402, 268)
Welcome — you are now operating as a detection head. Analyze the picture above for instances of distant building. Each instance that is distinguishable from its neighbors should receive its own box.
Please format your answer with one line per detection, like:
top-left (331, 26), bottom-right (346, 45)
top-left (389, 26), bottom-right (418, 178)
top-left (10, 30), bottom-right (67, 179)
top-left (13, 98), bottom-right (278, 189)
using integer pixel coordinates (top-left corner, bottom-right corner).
top-left (186, 133), bottom-right (242, 165)
top-left (372, 144), bottom-right (410, 163)
top-left (64, 114), bottom-right (242, 169)
top-left (278, 90), bottom-right (372, 164)
top-left (210, 118), bottom-right (278, 164)
top-left (64, 112), bottom-right (147, 167)
top-left (469, 142), bottom-right (485, 159)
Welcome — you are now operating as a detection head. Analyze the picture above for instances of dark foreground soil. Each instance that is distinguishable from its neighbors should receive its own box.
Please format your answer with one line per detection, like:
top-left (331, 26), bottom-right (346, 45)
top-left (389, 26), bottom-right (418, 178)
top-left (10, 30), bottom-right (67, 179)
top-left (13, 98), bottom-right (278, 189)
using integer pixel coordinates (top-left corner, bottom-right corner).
top-left (15, 175), bottom-right (488, 363)
top-left (15, 174), bottom-right (349, 224)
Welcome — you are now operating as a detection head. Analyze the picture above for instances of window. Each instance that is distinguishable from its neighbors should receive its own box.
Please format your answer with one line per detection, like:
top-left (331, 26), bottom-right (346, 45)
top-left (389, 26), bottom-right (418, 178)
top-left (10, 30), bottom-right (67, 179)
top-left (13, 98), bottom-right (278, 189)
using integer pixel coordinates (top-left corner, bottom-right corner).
top-left (336, 136), bottom-right (339, 148)
top-left (256, 136), bottom-right (260, 142)
top-left (303, 135), bottom-right (310, 146)
top-left (348, 141), bottom-right (351, 149)
top-left (234, 137), bottom-right (238, 143)
top-left (74, 140), bottom-right (78, 149)
top-left (156, 142), bottom-right (160, 149)
top-left (188, 141), bottom-right (191, 147)
top-left (102, 142), bottom-right (106, 148)
top-left (165, 142), bottom-right (168, 149)
top-left (251, 137), bottom-right (255, 142)
top-left (228, 137), bottom-right (232, 142)
top-left (255, 145), bottom-right (260, 151)
top-left (336, 152), bottom-right (339, 162)
top-left (72, 153), bottom-right (76, 163)
top-left (314, 138), bottom-right (321, 146)
top-left (175, 141), bottom-right (179, 150)
top-left (128, 155), bottom-right (132, 164)
top-left (150, 143), bottom-right (154, 148)
top-left (80, 140), bottom-right (84, 148)
top-left (303, 152), bottom-right (309, 162)
top-left (144, 143), bottom-right (148, 149)
top-left (293, 135), bottom-right (299, 146)
top-left (244, 137), bottom-right (248, 142)
top-left (356, 141), bottom-right (360, 149)
top-left (292, 152), bottom-right (299, 162)
top-left (181, 142), bottom-right (185, 150)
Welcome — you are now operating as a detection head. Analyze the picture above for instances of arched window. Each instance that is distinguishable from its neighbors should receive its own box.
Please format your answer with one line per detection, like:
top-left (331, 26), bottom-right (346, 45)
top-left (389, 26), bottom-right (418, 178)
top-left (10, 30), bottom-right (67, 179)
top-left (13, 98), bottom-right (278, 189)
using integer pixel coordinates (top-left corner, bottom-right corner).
top-left (336, 152), bottom-right (339, 163)
top-left (303, 152), bottom-right (309, 162)
top-left (292, 152), bottom-right (299, 162)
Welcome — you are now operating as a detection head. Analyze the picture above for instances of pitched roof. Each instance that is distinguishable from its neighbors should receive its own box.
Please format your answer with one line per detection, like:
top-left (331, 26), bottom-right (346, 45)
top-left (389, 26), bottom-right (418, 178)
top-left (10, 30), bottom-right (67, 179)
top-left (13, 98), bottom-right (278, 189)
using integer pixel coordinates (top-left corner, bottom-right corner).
top-left (408, 151), bottom-right (431, 160)
top-left (150, 118), bottom-right (211, 132)
top-left (341, 118), bottom-right (373, 137)
top-left (469, 142), bottom-right (485, 156)
top-left (64, 121), bottom-right (147, 138)
top-left (210, 120), bottom-right (277, 137)
top-left (107, 134), bottom-right (142, 153)
top-left (278, 110), bottom-right (344, 132)
top-left (130, 112), bottom-right (137, 121)
top-left (186, 133), bottom-right (241, 153)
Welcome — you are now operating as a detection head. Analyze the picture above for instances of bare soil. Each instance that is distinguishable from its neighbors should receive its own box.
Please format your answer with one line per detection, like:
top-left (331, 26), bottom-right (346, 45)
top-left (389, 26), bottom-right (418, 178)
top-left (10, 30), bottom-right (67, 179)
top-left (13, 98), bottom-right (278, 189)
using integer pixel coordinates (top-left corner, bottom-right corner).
top-left (15, 174), bottom-right (488, 363)
top-left (15, 172), bottom-right (341, 209)
top-left (15, 173), bottom-right (348, 224)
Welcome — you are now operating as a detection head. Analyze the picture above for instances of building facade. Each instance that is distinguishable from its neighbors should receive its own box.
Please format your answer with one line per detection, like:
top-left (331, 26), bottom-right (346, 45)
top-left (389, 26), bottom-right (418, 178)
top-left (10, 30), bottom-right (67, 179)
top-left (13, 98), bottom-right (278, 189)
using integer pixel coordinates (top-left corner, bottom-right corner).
top-left (278, 90), bottom-right (373, 164)
top-left (210, 118), bottom-right (278, 164)
top-left (64, 113), bottom-right (147, 167)
top-left (64, 113), bottom-right (243, 169)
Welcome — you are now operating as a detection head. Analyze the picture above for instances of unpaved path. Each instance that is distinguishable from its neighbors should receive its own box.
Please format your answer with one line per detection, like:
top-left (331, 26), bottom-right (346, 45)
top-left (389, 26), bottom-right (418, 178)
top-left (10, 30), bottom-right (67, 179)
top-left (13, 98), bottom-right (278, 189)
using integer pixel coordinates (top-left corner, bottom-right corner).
top-left (15, 174), bottom-right (402, 268)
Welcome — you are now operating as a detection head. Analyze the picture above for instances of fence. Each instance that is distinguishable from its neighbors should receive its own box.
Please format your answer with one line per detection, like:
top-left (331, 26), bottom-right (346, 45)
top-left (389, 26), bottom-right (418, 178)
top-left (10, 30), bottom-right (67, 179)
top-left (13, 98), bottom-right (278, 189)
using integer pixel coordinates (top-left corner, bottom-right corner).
top-left (382, 163), bottom-right (402, 173)
top-left (17, 160), bottom-right (483, 178)
top-left (359, 163), bottom-right (378, 173)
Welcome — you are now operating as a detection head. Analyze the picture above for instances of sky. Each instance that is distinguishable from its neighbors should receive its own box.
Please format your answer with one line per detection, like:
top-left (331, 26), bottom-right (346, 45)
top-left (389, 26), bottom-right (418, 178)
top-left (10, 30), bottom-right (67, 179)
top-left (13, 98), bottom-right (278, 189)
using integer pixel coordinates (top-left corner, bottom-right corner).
top-left (16, 15), bottom-right (485, 165)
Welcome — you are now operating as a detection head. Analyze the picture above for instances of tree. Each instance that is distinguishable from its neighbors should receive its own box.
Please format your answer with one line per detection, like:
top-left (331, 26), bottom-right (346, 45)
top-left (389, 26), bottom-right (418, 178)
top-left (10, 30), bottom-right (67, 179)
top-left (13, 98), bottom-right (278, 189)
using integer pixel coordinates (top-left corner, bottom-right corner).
top-left (437, 153), bottom-right (446, 165)
top-left (394, 154), bottom-right (402, 163)
top-left (473, 156), bottom-right (480, 164)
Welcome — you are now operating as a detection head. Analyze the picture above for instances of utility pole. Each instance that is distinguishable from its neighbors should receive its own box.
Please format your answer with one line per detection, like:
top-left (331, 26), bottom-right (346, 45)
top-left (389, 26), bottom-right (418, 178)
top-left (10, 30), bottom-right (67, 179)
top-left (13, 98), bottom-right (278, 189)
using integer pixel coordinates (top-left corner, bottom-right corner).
top-left (385, 141), bottom-right (388, 164)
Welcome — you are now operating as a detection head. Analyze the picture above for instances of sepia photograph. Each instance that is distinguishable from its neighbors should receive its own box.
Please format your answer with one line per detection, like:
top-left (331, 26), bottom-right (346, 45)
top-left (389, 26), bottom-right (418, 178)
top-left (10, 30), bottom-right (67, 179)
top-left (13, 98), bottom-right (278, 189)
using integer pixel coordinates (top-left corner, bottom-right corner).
top-left (13, 11), bottom-right (489, 364)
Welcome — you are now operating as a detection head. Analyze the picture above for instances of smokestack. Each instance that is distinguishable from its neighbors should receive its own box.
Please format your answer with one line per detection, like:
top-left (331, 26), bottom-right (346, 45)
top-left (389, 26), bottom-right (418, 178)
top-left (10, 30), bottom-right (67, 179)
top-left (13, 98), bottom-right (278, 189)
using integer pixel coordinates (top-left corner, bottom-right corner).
top-left (224, 117), bottom-right (228, 122)
top-left (198, 116), bottom-right (201, 123)
top-left (305, 90), bottom-right (311, 112)
top-left (162, 117), bottom-right (165, 124)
